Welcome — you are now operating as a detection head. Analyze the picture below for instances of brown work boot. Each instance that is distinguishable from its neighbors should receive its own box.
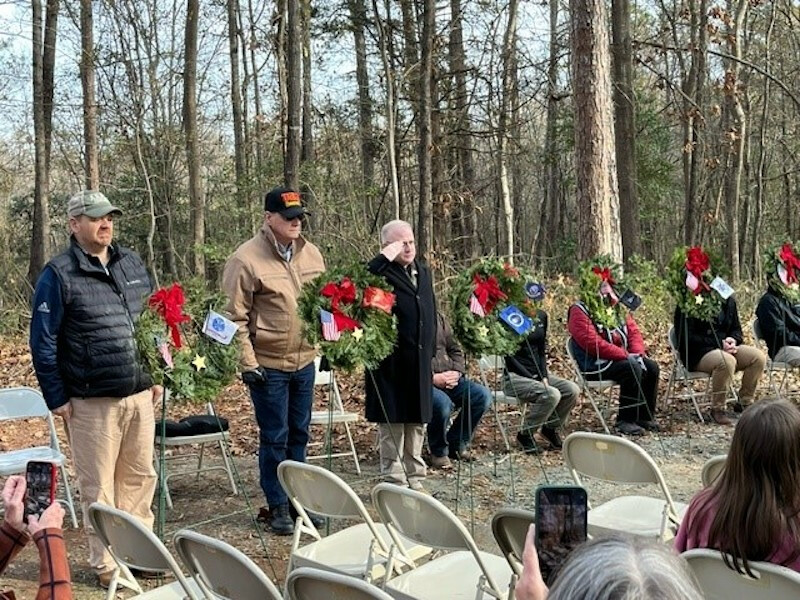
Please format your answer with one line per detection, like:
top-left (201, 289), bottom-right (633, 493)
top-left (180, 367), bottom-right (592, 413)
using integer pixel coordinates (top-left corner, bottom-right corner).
top-left (97, 570), bottom-right (114, 589)
top-left (710, 408), bottom-right (732, 425)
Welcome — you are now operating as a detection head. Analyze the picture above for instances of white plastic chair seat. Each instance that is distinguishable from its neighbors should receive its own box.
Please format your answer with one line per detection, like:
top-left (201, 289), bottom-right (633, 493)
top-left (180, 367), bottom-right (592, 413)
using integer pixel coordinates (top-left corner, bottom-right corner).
top-left (0, 446), bottom-right (66, 473)
top-left (292, 522), bottom-right (429, 579)
top-left (155, 431), bottom-right (231, 446)
top-left (587, 496), bottom-right (688, 539)
top-left (309, 410), bottom-right (360, 425)
top-left (385, 550), bottom-right (512, 600)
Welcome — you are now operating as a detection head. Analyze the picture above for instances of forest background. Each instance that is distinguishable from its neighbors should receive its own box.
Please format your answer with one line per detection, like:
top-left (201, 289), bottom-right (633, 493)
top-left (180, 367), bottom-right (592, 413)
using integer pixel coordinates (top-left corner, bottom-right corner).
top-left (0, 0), bottom-right (798, 333)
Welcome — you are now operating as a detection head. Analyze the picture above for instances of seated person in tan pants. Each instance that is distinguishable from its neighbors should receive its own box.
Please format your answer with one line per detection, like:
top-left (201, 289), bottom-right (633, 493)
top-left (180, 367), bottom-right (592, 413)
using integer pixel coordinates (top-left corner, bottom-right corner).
top-left (675, 296), bottom-right (766, 425)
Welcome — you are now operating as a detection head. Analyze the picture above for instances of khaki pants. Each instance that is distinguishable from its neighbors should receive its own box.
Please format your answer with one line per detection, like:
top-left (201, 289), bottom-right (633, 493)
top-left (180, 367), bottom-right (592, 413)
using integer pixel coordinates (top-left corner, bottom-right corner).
top-left (70, 389), bottom-right (157, 573)
top-left (696, 346), bottom-right (766, 408)
top-left (377, 423), bottom-right (426, 487)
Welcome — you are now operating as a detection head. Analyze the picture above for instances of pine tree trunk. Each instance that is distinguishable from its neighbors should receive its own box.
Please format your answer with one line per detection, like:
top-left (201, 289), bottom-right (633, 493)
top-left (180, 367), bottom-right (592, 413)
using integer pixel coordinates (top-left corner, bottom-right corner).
top-left (184, 0), bottom-right (204, 276)
top-left (285, 0), bottom-right (302, 188)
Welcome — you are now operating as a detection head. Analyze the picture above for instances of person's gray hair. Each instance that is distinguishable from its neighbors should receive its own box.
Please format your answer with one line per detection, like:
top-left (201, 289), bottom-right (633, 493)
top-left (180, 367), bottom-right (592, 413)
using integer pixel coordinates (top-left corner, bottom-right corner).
top-left (548, 535), bottom-right (703, 600)
top-left (380, 219), bottom-right (413, 244)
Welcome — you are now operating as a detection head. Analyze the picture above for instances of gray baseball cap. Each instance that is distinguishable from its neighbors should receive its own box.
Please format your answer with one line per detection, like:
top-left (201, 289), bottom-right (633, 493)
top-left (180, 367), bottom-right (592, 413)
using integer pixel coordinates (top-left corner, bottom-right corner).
top-left (67, 191), bottom-right (123, 218)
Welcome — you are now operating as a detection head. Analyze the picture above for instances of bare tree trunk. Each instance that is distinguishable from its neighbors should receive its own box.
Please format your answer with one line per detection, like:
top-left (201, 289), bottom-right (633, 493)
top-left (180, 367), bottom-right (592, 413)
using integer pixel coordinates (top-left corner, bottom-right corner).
top-left (246, 0), bottom-right (264, 176)
top-left (722, 0), bottom-right (748, 282)
top-left (498, 0), bottom-right (519, 263)
top-left (535, 0), bottom-right (560, 263)
top-left (416, 0), bottom-right (434, 258)
top-left (183, 0), bottom-right (204, 276)
top-left (80, 0), bottom-right (99, 189)
top-left (683, 0), bottom-right (707, 245)
top-left (227, 0), bottom-right (247, 224)
top-left (30, 0), bottom-right (57, 285)
top-left (448, 0), bottom-right (477, 259)
top-left (350, 0), bottom-right (374, 188)
top-left (284, 0), bottom-right (302, 188)
top-left (300, 0), bottom-right (314, 163)
top-left (570, 0), bottom-right (622, 261)
top-left (372, 0), bottom-right (399, 219)
top-left (611, 0), bottom-right (640, 260)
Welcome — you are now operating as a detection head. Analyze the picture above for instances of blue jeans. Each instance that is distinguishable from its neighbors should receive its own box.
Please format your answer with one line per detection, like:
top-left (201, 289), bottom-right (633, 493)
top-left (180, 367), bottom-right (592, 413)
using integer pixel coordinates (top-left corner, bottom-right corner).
top-left (429, 376), bottom-right (491, 457)
top-left (246, 361), bottom-right (315, 508)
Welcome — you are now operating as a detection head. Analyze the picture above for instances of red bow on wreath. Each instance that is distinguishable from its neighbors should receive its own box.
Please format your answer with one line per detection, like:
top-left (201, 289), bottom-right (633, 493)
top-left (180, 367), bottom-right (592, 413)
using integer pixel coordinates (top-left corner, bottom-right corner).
top-left (779, 243), bottom-right (800, 284)
top-left (321, 278), bottom-right (360, 331)
top-left (591, 266), bottom-right (615, 284)
top-left (362, 286), bottom-right (395, 314)
top-left (685, 246), bottom-right (711, 294)
top-left (473, 274), bottom-right (507, 314)
top-left (149, 283), bottom-right (191, 348)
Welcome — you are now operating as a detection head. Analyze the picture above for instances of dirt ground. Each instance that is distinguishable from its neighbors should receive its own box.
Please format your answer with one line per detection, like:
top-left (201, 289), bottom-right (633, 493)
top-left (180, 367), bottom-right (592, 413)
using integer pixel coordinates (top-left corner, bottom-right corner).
top-left (1, 338), bottom-right (796, 599)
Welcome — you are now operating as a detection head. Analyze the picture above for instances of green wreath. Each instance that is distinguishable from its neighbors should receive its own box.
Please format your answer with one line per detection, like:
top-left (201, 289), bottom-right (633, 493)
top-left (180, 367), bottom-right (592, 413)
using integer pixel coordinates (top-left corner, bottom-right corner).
top-left (297, 263), bottom-right (398, 371)
top-left (450, 258), bottom-right (536, 356)
top-left (577, 256), bottom-right (628, 330)
top-left (667, 245), bottom-right (725, 321)
top-left (135, 280), bottom-right (240, 403)
top-left (764, 241), bottom-right (800, 303)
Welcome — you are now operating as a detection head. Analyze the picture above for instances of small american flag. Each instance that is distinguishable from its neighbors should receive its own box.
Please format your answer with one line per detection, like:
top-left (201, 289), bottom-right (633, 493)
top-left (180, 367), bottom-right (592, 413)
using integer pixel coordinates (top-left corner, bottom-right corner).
top-left (320, 309), bottom-right (341, 341)
top-left (469, 294), bottom-right (486, 317)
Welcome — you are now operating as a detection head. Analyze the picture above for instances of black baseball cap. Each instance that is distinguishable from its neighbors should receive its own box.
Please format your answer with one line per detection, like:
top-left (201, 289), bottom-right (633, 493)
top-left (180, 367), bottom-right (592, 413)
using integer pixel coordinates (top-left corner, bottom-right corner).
top-left (264, 187), bottom-right (310, 219)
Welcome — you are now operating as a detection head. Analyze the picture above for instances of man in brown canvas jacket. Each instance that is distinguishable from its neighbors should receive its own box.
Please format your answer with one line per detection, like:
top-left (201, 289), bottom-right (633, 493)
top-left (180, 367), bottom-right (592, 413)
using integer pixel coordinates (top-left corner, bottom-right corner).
top-left (222, 187), bottom-right (325, 535)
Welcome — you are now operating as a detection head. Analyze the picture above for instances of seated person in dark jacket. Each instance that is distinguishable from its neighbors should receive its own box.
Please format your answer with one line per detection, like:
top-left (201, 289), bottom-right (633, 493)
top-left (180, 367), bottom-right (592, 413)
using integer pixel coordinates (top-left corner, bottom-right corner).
top-left (675, 296), bottom-right (765, 425)
top-left (428, 312), bottom-right (491, 468)
top-left (567, 259), bottom-right (659, 437)
top-left (505, 306), bottom-right (579, 453)
top-left (755, 242), bottom-right (800, 367)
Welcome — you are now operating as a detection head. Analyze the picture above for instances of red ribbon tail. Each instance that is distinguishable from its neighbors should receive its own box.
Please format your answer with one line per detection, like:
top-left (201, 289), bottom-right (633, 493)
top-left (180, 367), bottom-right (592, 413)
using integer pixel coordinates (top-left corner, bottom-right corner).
top-left (170, 325), bottom-right (182, 348)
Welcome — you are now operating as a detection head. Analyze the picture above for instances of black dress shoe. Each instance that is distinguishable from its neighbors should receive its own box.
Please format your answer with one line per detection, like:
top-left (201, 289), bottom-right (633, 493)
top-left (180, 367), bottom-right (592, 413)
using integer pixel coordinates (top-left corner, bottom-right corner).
top-left (540, 426), bottom-right (563, 449)
top-left (516, 431), bottom-right (543, 454)
top-left (266, 504), bottom-right (294, 535)
top-left (636, 419), bottom-right (660, 432)
top-left (732, 402), bottom-right (745, 414)
top-left (290, 504), bottom-right (326, 528)
top-left (616, 421), bottom-right (645, 436)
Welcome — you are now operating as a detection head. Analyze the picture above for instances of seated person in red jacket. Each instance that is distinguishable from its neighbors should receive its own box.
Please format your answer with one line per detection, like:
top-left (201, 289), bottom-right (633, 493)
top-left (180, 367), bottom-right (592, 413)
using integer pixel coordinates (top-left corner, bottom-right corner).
top-left (1, 475), bottom-right (73, 600)
top-left (567, 259), bottom-right (659, 436)
top-left (675, 399), bottom-right (800, 573)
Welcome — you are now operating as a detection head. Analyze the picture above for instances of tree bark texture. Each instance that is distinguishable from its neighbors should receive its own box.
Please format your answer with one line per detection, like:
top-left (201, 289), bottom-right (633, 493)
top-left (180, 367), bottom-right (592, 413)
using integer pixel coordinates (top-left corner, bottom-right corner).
top-left (349, 0), bottom-right (374, 188)
top-left (301, 0), bottom-right (314, 163)
top-left (80, 0), bottom-right (99, 190)
top-left (416, 0), bottom-right (434, 259)
top-left (498, 0), bottom-right (519, 263)
top-left (183, 0), bottom-right (204, 276)
top-left (611, 0), bottom-right (640, 260)
top-left (227, 0), bottom-right (247, 221)
top-left (284, 0), bottom-right (302, 188)
top-left (570, 0), bottom-right (622, 261)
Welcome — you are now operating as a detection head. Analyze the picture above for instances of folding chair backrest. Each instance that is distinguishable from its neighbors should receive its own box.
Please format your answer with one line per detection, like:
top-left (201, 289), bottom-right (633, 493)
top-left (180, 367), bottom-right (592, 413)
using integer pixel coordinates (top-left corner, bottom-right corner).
top-left (88, 502), bottom-right (188, 578)
top-left (313, 357), bottom-right (344, 409)
top-left (278, 460), bottom-right (374, 521)
top-left (478, 355), bottom-right (505, 387)
top-left (701, 455), bottom-right (727, 488)
top-left (173, 529), bottom-right (282, 600)
top-left (682, 549), bottom-right (800, 599)
top-left (0, 387), bottom-right (58, 448)
top-left (491, 507), bottom-right (535, 576)
top-left (287, 566), bottom-right (394, 600)
top-left (563, 432), bottom-right (678, 509)
top-left (564, 339), bottom-right (588, 384)
top-left (753, 318), bottom-right (764, 343)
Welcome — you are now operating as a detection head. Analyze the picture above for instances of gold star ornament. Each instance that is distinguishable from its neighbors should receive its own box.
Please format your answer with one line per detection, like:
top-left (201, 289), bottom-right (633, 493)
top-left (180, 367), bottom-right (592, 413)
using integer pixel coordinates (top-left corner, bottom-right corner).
top-left (352, 327), bottom-right (364, 341)
top-left (695, 295), bottom-right (704, 305)
top-left (192, 354), bottom-right (207, 370)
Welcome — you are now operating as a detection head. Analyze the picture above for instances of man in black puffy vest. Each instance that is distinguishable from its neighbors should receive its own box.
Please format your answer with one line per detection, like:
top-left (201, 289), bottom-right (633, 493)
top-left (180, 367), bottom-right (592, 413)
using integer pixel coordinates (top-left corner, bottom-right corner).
top-left (30, 191), bottom-right (158, 588)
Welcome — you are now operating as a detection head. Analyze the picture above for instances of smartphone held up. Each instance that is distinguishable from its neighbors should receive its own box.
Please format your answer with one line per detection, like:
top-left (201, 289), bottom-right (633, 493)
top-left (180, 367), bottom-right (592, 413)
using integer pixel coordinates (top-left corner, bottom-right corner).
top-left (24, 460), bottom-right (58, 522)
top-left (534, 485), bottom-right (588, 584)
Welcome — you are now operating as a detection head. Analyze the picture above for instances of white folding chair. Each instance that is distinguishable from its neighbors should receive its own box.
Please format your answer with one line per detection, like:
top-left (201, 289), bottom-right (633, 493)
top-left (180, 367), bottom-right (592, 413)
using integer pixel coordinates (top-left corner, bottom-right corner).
top-left (701, 454), bottom-right (727, 488)
top-left (287, 566), bottom-right (395, 600)
top-left (173, 529), bottom-right (282, 600)
top-left (665, 326), bottom-right (712, 422)
top-left (87, 502), bottom-right (203, 600)
top-left (490, 507), bottom-right (535, 577)
top-left (277, 460), bottom-right (430, 583)
top-left (682, 548), bottom-right (800, 599)
top-left (308, 357), bottom-right (361, 474)
top-left (564, 339), bottom-right (619, 434)
top-left (154, 402), bottom-right (237, 509)
top-left (372, 483), bottom-right (514, 600)
top-left (0, 387), bottom-right (78, 528)
top-left (563, 432), bottom-right (687, 542)
top-left (752, 318), bottom-right (796, 396)
top-left (477, 355), bottom-right (522, 452)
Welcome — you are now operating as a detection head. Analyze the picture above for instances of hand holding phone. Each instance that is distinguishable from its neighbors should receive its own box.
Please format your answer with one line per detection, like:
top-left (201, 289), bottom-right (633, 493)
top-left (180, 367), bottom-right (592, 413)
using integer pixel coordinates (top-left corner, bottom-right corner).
top-left (24, 461), bottom-right (58, 524)
top-left (534, 485), bottom-right (588, 585)
top-left (1, 475), bottom-right (27, 531)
